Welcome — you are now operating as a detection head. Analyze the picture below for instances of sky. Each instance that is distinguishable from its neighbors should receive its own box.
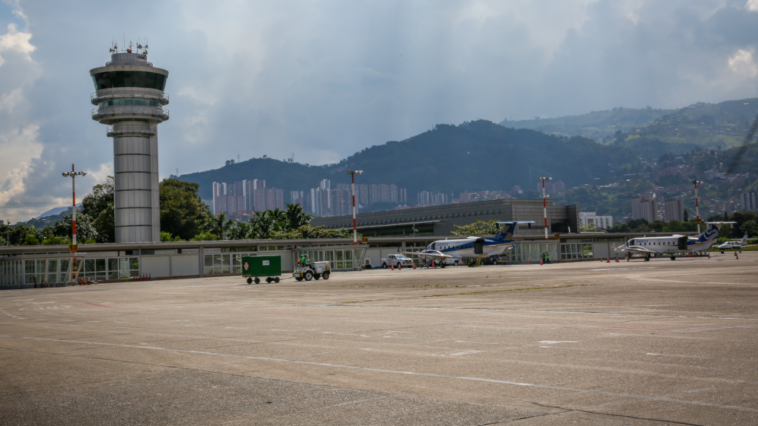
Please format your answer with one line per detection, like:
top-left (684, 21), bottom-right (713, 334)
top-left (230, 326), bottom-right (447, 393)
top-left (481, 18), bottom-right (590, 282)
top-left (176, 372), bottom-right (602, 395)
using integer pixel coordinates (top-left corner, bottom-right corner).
top-left (0, 0), bottom-right (757, 222)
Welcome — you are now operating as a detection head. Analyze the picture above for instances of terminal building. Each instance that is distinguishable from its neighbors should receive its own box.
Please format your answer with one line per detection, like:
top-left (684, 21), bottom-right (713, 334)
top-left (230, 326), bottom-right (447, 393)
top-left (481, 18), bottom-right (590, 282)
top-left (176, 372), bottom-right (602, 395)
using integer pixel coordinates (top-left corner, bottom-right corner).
top-left (311, 199), bottom-right (579, 237)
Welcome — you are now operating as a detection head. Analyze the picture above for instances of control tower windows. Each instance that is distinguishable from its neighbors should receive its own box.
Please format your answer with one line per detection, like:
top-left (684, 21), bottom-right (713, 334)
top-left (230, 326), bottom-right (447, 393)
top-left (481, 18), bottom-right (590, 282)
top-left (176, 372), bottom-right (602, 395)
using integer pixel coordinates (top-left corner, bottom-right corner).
top-left (98, 99), bottom-right (163, 108)
top-left (92, 71), bottom-right (167, 91)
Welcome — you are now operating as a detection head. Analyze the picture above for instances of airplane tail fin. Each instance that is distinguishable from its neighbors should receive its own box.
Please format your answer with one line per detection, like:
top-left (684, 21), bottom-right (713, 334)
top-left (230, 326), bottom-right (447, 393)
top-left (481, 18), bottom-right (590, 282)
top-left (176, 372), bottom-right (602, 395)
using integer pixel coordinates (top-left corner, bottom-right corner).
top-left (494, 221), bottom-right (534, 243)
top-left (698, 222), bottom-right (733, 243)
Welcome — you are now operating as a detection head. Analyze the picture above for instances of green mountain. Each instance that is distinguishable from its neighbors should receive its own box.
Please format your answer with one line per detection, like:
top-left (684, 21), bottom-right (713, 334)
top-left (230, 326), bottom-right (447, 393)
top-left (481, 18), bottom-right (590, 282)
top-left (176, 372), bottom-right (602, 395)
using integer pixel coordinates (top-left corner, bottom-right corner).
top-left (179, 120), bottom-right (640, 201)
top-left (616, 99), bottom-right (758, 152)
top-left (500, 107), bottom-right (672, 142)
top-left (501, 98), bottom-right (758, 158)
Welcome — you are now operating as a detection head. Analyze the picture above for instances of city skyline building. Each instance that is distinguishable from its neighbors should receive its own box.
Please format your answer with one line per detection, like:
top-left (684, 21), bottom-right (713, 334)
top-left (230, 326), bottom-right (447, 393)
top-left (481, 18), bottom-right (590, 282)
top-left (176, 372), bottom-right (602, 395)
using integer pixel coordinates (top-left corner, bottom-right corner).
top-left (578, 212), bottom-right (613, 229)
top-left (90, 46), bottom-right (169, 243)
top-left (631, 194), bottom-right (658, 223)
top-left (741, 191), bottom-right (757, 212)
top-left (212, 179), bottom-right (284, 217)
top-left (664, 198), bottom-right (685, 222)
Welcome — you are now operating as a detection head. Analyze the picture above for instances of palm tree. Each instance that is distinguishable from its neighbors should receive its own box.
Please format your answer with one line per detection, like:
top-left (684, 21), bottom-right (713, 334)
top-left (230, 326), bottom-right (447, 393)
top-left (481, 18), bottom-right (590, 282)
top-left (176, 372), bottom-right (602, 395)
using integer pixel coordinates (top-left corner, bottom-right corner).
top-left (284, 203), bottom-right (311, 230)
top-left (228, 221), bottom-right (252, 240)
top-left (249, 211), bottom-right (275, 239)
top-left (206, 213), bottom-right (233, 240)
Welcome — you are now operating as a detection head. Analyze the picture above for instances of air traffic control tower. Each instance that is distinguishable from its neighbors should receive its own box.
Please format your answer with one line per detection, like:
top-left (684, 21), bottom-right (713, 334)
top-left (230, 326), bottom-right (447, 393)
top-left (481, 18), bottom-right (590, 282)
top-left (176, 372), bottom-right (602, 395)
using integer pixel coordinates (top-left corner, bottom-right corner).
top-left (90, 44), bottom-right (169, 243)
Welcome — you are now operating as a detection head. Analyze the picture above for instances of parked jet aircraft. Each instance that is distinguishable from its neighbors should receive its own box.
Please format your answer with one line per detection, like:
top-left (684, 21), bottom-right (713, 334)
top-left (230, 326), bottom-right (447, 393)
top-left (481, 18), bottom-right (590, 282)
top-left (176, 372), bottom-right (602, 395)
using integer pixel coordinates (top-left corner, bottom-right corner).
top-left (408, 221), bottom-right (534, 266)
top-left (613, 222), bottom-right (733, 261)
top-left (714, 233), bottom-right (751, 253)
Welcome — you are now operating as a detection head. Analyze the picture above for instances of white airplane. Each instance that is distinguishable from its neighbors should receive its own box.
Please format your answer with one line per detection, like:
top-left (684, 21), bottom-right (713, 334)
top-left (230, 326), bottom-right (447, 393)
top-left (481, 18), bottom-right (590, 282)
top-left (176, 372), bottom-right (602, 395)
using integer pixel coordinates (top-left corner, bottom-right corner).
top-left (613, 222), bottom-right (733, 261)
top-left (408, 221), bottom-right (534, 267)
top-left (714, 233), bottom-right (751, 253)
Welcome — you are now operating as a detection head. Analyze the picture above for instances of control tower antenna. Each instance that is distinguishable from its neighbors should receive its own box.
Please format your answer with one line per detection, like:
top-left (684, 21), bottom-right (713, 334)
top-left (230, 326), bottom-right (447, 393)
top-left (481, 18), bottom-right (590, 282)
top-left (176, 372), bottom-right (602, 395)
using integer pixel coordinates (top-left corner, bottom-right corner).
top-left (90, 40), bottom-right (169, 243)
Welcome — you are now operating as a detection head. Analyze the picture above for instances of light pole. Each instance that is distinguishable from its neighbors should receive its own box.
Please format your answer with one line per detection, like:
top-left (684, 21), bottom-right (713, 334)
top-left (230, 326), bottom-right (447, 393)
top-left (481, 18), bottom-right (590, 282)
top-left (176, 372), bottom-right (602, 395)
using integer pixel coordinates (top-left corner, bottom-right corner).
top-left (692, 179), bottom-right (703, 234)
top-left (347, 170), bottom-right (363, 245)
top-left (539, 177), bottom-right (552, 240)
top-left (62, 164), bottom-right (86, 251)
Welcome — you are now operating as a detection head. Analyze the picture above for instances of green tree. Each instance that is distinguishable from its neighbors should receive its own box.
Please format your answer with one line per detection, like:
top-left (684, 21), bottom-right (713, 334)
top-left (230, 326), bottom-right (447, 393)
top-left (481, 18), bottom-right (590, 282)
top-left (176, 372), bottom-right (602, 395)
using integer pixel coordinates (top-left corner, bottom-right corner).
top-left (22, 229), bottom-right (41, 245)
top-left (740, 220), bottom-right (756, 237)
top-left (271, 225), bottom-right (354, 239)
top-left (205, 213), bottom-right (233, 240)
top-left (228, 221), bottom-right (252, 240)
top-left (160, 231), bottom-right (183, 242)
top-left (42, 235), bottom-right (70, 245)
top-left (451, 220), bottom-right (499, 236)
top-left (81, 176), bottom-right (115, 243)
top-left (284, 203), bottom-right (312, 229)
top-left (52, 213), bottom-right (99, 243)
top-left (92, 203), bottom-right (115, 243)
top-left (248, 211), bottom-right (278, 239)
top-left (160, 179), bottom-right (212, 240)
top-left (190, 232), bottom-right (217, 241)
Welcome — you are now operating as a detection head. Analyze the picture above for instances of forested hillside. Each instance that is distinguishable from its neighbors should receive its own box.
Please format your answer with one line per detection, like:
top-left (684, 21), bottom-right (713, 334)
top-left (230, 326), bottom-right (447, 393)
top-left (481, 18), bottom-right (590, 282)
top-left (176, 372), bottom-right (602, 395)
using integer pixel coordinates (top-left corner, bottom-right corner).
top-left (179, 120), bottom-right (639, 200)
top-left (500, 107), bottom-right (671, 142)
top-left (501, 98), bottom-right (758, 151)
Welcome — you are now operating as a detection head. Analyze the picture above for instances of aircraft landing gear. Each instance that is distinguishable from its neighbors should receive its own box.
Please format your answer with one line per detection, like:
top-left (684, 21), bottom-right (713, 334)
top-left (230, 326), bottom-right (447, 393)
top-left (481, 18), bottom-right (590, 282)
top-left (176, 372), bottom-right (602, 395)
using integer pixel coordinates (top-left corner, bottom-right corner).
top-left (644, 255), bottom-right (650, 262)
top-left (670, 256), bottom-right (676, 261)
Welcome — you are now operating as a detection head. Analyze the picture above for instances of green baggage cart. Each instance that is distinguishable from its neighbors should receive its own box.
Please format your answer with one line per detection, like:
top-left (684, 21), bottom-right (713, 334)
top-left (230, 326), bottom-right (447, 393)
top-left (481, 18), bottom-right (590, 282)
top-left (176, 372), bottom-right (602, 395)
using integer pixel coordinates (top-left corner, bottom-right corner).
top-left (242, 256), bottom-right (281, 284)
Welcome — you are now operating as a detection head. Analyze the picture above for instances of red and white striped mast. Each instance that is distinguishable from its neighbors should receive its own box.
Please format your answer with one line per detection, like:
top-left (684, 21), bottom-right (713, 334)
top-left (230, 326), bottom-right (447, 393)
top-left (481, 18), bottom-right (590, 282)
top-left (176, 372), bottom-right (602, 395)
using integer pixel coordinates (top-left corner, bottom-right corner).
top-left (62, 164), bottom-right (86, 251)
top-left (539, 177), bottom-right (552, 240)
top-left (692, 179), bottom-right (703, 234)
top-left (347, 170), bottom-right (363, 245)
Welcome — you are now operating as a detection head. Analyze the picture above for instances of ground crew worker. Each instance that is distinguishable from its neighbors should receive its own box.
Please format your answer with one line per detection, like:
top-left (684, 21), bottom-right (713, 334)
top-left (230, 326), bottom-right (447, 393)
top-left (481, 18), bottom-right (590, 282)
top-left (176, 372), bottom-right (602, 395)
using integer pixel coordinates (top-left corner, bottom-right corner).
top-left (546, 252), bottom-right (551, 264)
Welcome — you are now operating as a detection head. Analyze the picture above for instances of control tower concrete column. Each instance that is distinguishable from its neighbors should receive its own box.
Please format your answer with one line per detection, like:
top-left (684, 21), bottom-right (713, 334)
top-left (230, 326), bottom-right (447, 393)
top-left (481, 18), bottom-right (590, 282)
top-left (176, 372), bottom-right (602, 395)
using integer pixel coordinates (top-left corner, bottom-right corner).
top-left (89, 49), bottom-right (169, 243)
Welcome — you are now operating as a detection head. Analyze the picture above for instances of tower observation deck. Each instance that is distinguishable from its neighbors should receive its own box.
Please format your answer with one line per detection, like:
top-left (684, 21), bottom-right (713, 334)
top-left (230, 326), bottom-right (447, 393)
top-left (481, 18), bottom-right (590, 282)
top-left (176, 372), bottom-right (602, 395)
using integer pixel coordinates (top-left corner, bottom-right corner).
top-left (90, 46), bottom-right (169, 243)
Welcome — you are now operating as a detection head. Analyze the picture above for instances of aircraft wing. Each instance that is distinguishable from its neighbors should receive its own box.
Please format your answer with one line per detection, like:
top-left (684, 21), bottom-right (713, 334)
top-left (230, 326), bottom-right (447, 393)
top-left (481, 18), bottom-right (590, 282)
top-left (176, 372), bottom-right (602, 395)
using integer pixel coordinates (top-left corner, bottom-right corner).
top-left (405, 250), bottom-right (456, 259)
top-left (613, 245), bottom-right (658, 255)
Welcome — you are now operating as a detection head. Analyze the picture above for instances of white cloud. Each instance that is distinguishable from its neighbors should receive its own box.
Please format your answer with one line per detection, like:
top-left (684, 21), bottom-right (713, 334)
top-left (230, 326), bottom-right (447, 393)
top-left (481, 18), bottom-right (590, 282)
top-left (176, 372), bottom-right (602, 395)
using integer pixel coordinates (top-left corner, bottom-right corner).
top-left (728, 49), bottom-right (758, 79)
top-left (747, 0), bottom-right (758, 12)
top-left (0, 23), bottom-right (35, 67)
top-left (0, 87), bottom-right (23, 112)
top-left (0, 125), bottom-right (45, 222)
top-left (85, 162), bottom-right (114, 186)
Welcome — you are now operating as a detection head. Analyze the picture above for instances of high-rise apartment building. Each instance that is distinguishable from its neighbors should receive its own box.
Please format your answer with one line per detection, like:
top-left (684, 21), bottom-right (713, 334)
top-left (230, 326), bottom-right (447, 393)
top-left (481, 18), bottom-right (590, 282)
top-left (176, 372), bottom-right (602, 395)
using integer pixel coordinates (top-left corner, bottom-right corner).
top-left (741, 191), bottom-right (758, 212)
top-left (578, 212), bottom-right (613, 229)
top-left (664, 198), bottom-right (684, 222)
top-left (631, 195), bottom-right (658, 222)
top-left (211, 179), bottom-right (283, 217)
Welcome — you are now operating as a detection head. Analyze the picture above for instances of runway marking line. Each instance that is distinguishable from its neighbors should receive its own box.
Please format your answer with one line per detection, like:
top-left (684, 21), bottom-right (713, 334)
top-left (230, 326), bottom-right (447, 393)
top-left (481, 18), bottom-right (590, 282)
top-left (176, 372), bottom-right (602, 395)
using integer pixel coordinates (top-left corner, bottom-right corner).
top-left (58, 297), bottom-right (673, 332)
top-left (2, 334), bottom-right (756, 414)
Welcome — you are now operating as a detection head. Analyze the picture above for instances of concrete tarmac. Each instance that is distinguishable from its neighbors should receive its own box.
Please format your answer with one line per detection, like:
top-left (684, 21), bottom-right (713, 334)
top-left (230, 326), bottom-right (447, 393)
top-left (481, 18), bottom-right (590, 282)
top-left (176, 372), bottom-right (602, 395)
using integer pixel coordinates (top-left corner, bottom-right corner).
top-left (1, 253), bottom-right (757, 425)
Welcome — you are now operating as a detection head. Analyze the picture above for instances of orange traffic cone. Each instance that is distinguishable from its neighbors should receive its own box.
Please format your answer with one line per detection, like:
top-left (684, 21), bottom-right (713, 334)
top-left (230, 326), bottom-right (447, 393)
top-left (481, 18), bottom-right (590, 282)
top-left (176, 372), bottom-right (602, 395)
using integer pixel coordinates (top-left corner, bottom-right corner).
top-left (735, 253), bottom-right (739, 260)
top-left (540, 258), bottom-right (543, 265)
top-left (707, 253), bottom-right (710, 258)
top-left (432, 262), bottom-right (435, 268)
top-left (391, 264), bottom-right (394, 271)
top-left (526, 260), bottom-right (529, 265)
top-left (606, 257), bottom-right (610, 263)
top-left (627, 256), bottom-right (630, 262)
top-left (398, 264), bottom-right (402, 271)
top-left (413, 263), bottom-right (416, 269)
top-left (615, 257), bottom-right (619, 263)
